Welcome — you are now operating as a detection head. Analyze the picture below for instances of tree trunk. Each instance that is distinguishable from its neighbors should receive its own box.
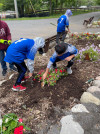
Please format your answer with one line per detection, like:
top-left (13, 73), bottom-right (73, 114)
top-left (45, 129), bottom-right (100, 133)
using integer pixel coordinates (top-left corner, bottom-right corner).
top-left (49, 0), bottom-right (53, 15)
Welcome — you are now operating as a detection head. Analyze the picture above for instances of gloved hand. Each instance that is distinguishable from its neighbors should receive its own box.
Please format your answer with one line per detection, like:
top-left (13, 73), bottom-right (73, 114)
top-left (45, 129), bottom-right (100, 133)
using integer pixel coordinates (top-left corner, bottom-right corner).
top-left (8, 40), bottom-right (11, 45)
top-left (4, 40), bottom-right (8, 45)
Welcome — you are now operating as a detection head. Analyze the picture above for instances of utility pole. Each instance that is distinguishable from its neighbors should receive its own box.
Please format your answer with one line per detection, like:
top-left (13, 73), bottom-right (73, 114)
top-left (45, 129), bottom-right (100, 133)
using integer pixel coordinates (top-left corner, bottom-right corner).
top-left (14, 0), bottom-right (19, 18)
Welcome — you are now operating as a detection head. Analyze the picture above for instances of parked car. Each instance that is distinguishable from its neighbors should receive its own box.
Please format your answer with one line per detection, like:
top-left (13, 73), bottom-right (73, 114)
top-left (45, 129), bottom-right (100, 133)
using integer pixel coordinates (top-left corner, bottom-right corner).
top-left (79, 6), bottom-right (87, 8)
top-left (0, 10), bottom-right (16, 18)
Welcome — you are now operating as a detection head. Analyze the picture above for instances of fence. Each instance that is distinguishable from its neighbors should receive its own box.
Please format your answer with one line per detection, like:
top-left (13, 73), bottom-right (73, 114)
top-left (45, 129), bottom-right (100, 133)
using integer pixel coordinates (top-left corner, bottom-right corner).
top-left (23, 7), bottom-right (100, 17)
top-left (1, 7), bottom-right (100, 18)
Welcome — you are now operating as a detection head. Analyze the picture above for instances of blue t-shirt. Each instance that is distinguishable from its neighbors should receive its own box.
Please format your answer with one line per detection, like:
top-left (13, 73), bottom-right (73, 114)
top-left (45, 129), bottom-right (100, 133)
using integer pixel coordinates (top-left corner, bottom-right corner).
top-left (57, 15), bottom-right (69, 32)
top-left (4, 38), bottom-right (36, 63)
top-left (47, 44), bottom-right (78, 68)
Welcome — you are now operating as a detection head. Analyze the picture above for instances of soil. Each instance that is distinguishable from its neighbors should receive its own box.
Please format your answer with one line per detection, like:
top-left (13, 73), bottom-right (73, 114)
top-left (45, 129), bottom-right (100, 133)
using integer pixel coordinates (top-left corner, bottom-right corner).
top-left (0, 37), bottom-right (100, 134)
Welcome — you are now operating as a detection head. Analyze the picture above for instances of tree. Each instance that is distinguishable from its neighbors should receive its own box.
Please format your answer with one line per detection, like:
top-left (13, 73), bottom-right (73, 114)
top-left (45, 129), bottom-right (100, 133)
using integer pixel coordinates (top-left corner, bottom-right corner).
top-left (96, 0), bottom-right (100, 5)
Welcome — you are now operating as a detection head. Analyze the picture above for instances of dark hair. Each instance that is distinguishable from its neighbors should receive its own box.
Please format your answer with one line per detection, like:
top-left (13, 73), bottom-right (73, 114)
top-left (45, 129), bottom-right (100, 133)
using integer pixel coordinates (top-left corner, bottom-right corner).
top-left (55, 43), bottom-right (68, 55)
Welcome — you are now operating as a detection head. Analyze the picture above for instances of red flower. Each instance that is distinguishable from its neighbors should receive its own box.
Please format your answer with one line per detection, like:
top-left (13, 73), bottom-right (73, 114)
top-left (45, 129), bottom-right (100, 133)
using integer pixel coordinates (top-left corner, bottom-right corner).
top-left (33, 78), bottom-right (36, 81)
top-left (38, 72), bottom-right (41, 74)
top-left (49, 72), bottom-right (50, 74)
top-left (14, 126), bottom-right (23, 134)
top-left (55, 69), bottom-right (57, 73)
top-left (60, 69), bottom-right (62, 73)
top-left (47, 78), bottom-right (49, 80)
top-left (40, 77), bottom-right (42, 80)
top-left (63, 69), bottom-right (66, 72)
top-left (72, 34), bottom-right (73, 36)
top-left (18, 118), bottom-right (23, 123)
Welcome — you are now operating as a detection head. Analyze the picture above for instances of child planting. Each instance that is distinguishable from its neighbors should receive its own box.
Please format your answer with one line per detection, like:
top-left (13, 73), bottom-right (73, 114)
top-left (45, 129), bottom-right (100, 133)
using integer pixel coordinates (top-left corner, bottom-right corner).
top-left (43, 42), bottom-right (78, 80)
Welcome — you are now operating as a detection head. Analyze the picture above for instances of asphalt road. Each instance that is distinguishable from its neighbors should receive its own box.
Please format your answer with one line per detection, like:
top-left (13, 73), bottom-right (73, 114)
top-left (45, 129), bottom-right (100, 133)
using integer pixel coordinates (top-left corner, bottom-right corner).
top-left (6, 11), bottom-right (100, 42)
top-left (0, 12), bottom-right (100, 79)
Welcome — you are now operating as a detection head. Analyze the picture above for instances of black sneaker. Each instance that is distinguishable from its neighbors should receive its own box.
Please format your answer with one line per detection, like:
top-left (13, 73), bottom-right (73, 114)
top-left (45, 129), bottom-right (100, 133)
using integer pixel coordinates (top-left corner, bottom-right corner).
top-left (2, 69), bottom-right (7, 76)
top-left (10, 67), bottom-right (17, 72)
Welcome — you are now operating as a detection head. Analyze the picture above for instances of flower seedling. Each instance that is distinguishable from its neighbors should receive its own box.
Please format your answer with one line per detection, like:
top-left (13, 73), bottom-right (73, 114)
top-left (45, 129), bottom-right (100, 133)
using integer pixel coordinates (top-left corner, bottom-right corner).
top-left (34, 68), bottom-right (67, 87)
top-left (0, 113), bottom-right (30, 134)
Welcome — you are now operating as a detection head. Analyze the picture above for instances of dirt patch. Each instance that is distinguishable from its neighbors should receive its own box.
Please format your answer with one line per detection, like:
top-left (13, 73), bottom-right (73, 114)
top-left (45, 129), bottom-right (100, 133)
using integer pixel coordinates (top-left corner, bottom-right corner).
top-left (0, 38), bottom-right (100, 133)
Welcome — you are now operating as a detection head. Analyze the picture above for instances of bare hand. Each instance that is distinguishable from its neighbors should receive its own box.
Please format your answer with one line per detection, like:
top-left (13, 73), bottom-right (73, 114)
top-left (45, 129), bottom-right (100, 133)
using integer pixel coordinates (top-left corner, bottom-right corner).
top-left (42, 72), bottom-right (47, 80)
top-left (65, 56), bottom-right (72, 61)
top-left (29, 72), bottom-right (33, 78)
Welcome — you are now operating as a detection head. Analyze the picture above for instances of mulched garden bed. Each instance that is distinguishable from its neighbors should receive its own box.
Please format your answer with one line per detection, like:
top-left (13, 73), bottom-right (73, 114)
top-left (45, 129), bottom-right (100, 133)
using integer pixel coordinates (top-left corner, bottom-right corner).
top-left (0, 35), bottom-right (100, 133)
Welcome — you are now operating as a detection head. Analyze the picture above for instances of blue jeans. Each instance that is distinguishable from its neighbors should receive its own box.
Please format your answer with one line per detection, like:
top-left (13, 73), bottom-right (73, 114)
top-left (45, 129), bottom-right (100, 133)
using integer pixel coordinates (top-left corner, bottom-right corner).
top-left (14, 62), bottom-right (27, 86)
top-left (0, 50), bottom-right (14, 70)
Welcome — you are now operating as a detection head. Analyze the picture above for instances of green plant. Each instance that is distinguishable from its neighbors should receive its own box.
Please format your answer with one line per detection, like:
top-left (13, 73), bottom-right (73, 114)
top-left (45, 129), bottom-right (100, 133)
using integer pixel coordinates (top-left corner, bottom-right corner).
top-left (0, 113), bottom-right (30, 134)
top-left (34, 68), bottom-right (67, 86)
top-left (76, 44), bottom-right (100, 61)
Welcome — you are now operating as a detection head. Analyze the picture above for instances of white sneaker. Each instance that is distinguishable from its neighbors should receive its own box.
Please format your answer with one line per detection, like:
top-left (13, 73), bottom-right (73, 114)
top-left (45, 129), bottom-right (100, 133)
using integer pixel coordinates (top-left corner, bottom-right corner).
top-left (67, 67), bottom-right (72, 74)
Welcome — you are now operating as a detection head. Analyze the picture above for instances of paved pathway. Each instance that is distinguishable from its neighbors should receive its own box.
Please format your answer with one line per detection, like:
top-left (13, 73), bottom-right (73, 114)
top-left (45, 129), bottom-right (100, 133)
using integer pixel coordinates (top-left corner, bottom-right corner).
top-left (0, 12), bottom-right (100, 79)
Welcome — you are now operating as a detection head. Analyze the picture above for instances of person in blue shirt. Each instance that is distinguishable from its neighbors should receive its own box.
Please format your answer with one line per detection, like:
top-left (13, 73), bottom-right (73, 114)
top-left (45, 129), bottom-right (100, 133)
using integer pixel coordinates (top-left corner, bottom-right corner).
top-left (4, 37), bottom-right (45, 91)
top-left (43, 42), bottom-right (78, 80)
top-left (56, 9), bottom-right (72, 44)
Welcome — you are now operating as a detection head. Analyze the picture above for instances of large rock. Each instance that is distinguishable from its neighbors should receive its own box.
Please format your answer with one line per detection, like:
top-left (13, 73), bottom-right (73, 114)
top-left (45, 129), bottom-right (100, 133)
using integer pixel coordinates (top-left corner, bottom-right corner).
top-left (96, 76), bottom-right (100, 80)
top-left (47, 124), bottom-right (60, 134)
top-left (87, 86), bottom-right (100, 93)
top-left (80, 92), bottom-right (100, 105)
top-left (83, 103), bottom-right (100, 113)
top-left (71, 104), bottom-right (89, 113)
top-left (73, 112), bottom-right (100, 134)
top-left (87, 86), bottom-right (100, 99)
top-left (60, 115), bottom-right (84, 134)
top-left (93, 80), bottom-right (100, 88)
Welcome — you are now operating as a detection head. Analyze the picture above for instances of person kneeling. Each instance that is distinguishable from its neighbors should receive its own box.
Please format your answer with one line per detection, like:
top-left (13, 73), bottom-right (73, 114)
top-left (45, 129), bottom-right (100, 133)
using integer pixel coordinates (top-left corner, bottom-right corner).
top-left (43, 42), bottom-right (78, 80)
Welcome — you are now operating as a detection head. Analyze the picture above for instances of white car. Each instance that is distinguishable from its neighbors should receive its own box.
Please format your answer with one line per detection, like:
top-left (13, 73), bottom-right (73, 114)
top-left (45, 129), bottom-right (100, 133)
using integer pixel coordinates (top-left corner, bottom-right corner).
top-left (79, 6), bottom-right (87, 8)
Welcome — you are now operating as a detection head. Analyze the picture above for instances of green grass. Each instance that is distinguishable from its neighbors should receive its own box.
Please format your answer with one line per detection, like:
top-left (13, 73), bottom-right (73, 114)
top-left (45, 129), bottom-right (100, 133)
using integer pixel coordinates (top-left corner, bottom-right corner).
top-left (2, 10), bottom-right (100, 21)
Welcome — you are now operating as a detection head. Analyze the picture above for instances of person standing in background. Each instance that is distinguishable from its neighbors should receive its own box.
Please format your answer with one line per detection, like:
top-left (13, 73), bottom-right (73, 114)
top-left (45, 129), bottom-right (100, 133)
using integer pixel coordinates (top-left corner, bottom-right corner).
top-left (0, 17), bottom-right (17, 76)
top-left (56, 9), bottom-right (73, 44)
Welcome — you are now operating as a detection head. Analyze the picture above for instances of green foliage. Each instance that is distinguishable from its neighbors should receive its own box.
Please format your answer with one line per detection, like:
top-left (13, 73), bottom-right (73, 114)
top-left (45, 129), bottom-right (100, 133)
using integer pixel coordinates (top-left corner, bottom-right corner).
top-left (76, 45), bottom-right (100, 61)
top-left (96, 0), bottom-right (100, 5)
top-left (0, 113), bottom-right (30, 134)
top-left (0, 0), bottom-right (99, 16)
top-left (34, 68), bottom-right (67, 86)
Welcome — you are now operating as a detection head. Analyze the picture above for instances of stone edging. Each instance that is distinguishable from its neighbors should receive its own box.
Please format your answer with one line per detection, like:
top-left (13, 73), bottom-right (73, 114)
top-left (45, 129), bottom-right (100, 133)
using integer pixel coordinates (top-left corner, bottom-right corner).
top-left (59, 76), bottom-right (100, 134)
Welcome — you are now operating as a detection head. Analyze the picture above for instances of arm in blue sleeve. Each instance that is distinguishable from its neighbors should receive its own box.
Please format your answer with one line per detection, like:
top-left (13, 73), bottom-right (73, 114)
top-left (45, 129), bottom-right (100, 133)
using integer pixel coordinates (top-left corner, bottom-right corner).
top-left (27, 59), bottom-right (34, 73)
top-left (68, 45), bottom-right (78, 56)
top-left (47, 52), bottom-right (57, 68)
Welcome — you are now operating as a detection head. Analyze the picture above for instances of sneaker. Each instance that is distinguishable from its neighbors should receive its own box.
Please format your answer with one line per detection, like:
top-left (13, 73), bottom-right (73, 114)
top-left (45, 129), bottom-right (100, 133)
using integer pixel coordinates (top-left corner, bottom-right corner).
top-left (21, 76), bottom-right (29, 83)
top-left (10, 67), bottom-right (17, 72)
top-left (2, 69), bottom-right (7, 76)
top-left (67, 67), bottom-right (72, 74)
top-left (12, 85), bottom-right (26, 91)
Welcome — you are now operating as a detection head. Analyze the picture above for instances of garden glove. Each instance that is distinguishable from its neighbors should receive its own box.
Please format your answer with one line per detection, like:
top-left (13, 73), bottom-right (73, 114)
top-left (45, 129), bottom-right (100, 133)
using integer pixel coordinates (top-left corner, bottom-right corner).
top-left (8, 40), bottom-right (11, 45)
top-left (4, 40), bottom-right (8, 45)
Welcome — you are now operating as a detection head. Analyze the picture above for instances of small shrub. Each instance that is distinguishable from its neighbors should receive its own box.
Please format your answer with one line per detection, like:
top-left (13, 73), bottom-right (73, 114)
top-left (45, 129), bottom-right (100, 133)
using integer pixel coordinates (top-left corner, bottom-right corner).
top-left (76, 44), bottom-right (100, 61)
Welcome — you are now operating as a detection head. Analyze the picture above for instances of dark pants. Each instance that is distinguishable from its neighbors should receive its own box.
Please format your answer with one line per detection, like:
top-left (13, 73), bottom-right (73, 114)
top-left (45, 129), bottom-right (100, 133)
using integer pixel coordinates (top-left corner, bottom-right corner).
top-left (0, 50), bottom-right (14, 70)
top-left (13, 62), bottom-right (27, 86)
top-left (56, 31), bottom-right (67, 44)
top-left (53, 57), bottom-right (74, 68)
